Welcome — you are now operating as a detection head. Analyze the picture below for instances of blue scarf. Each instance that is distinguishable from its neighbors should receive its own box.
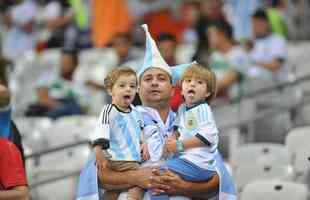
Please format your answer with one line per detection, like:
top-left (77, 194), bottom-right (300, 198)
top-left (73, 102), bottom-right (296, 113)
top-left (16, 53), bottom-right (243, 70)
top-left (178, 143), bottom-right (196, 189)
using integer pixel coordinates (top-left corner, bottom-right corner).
top-left (0, 107), bottom-right (11, 139)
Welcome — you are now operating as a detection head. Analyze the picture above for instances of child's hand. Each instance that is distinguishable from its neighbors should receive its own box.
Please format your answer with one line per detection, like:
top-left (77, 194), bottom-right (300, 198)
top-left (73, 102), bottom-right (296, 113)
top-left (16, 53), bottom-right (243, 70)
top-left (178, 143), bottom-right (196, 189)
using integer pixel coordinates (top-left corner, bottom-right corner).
top-left (141, 142), bottom-right (150, 161)
top-left (172, 130), bottom-right (180, 139)
top-left (164, 137), bottom-right (178, 155)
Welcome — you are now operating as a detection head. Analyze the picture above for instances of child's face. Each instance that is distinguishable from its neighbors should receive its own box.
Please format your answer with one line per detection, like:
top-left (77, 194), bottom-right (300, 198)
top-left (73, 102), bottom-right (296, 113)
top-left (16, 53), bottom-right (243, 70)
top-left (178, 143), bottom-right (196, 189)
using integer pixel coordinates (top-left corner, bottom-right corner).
top-left (182, 76), bottom-right (210, 107)
top-left (110, 74), bottom-right (137, 110)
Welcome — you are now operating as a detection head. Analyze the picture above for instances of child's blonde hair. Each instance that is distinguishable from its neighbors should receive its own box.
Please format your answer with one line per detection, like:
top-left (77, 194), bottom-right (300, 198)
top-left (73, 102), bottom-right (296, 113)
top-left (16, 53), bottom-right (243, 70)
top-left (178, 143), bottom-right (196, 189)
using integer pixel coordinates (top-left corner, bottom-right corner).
top-left (104, 67), bottom-right (137, 91)
top-left (181, 63), bottom-right (217, 103)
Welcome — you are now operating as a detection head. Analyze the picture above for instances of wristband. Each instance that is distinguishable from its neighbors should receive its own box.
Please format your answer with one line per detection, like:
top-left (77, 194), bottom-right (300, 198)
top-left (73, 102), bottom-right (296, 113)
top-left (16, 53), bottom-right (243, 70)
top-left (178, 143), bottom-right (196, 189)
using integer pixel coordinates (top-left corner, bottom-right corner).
top-left (176, 140), bottom-right (184, 153)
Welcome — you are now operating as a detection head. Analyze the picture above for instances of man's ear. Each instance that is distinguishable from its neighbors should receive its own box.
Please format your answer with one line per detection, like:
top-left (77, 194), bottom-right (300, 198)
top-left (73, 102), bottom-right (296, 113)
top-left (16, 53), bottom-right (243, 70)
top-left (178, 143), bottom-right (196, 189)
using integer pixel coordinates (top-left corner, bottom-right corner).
top-left (205, 92), bottom-right (211, 98)
top-left (107, 88), bottom-right (113, 96)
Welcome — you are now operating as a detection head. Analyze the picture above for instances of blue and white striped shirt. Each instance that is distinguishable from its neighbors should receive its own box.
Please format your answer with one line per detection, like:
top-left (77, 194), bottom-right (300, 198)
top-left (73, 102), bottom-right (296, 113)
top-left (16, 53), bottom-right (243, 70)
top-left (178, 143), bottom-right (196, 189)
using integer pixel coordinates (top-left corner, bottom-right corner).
top-left (92, 104), bottom-right (143, 162)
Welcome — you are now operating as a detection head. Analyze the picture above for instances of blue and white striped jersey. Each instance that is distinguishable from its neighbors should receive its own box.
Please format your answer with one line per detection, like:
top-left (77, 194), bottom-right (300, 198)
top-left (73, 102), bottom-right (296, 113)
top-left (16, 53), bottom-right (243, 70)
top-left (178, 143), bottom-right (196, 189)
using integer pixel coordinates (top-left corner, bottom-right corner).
top-left (176, 102), bottom-right (219, 170)
top-left (92, 104), bottom-right (143, 162)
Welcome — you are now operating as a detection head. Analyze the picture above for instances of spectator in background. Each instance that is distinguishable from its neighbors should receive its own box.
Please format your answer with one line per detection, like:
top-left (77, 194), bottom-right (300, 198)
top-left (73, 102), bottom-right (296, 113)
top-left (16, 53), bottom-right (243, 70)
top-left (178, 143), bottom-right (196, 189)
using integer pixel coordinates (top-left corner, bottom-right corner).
top-left (267, 0), bottom-right (288, 38)
top-left (208, 20), bottom-right (249, 100)
top-left (0, 86), bottom-right (28, 199)
top-left (225, 0), bottom-right (262, 41)
top-left (25, 48), bottom-right (84, 119)
top-left (92, 0), bottom-right (132, 47)
top-left (0, 73), bottom-right (25, 165)
top-left (2, 0), bottom-right (37, 61)
top-left (248, 9), bottom-right (287, 82)
top-left (0, 138), bottom-right (28, 200)
top-left (85, 33), bottom-right (143, 91)
top-left (42, 0), bottom-right (74, 48)
top-left (193, 0), bottom-right (228, 65)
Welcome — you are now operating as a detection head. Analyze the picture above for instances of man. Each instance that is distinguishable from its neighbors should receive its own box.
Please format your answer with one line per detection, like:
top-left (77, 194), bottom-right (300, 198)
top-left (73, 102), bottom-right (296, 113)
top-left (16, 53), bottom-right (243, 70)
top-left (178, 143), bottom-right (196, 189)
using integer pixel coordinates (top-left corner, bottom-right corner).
top-left (208, 20), bottom-right (249, 99)
top-left (0, 85), bottom-right (28, 200)
top-left (0, 84), bottom-right (25, 164)
top-left (249, 9), bottom-right (287, 82)
top-left (25, 48), bottom-right (83, 119)
top-left (95, 24), bottom-right (235, 200)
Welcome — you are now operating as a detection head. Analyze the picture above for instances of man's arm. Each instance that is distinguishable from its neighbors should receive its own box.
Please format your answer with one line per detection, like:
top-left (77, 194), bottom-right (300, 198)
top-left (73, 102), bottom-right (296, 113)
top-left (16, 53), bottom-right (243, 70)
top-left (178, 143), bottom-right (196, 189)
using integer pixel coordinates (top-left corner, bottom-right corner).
top-left (97, 162), bottom-right (154, 190)
top-left (0, 186), bottom-right (29, 200)
top-left (255, 58), bottom-right (283, 72)
top-left (37, 87), bottom-right (61, 108)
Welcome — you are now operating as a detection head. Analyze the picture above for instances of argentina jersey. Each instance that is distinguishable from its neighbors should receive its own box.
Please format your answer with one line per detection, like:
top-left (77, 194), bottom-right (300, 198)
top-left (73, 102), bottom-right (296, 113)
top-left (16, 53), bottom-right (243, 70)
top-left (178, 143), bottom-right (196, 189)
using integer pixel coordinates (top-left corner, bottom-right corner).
top-left (92, 104), bottom-right (143, 162)
top-left (176, 102), bottom-right (219, 170)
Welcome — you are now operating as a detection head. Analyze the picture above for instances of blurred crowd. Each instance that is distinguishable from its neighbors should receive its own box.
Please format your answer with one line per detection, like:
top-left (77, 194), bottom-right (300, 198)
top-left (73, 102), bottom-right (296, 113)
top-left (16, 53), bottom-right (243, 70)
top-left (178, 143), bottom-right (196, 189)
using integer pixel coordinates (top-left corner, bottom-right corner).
top-left (0, 0), bottom-right (309, 119)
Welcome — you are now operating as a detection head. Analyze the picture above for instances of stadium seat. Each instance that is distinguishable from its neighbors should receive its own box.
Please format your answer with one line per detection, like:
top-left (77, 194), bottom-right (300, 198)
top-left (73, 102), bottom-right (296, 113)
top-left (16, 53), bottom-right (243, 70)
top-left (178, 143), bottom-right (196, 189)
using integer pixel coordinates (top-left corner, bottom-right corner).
top-left (240, 180), bottom-right (308, 200)
top-left (231, 143), bottom-right (291, 169)
top-left (233, 163), bottom-right (294, 192)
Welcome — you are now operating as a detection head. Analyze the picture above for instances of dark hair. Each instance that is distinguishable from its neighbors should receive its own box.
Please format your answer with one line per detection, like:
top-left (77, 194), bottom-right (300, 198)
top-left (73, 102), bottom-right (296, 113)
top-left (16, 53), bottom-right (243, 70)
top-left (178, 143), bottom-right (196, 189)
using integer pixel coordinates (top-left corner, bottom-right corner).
top-left (157, 33), bottom-right (177, 43)
top-left (113, 32), bottom-right (132, 43)
top-left (62, 48), bottom-right (79, 66)
top-left (209, 20), bottom-right (233, 40)
top-left (252, 9), bottom-right (268, 21)
top-left (271, 0), bottom-right (283, 7)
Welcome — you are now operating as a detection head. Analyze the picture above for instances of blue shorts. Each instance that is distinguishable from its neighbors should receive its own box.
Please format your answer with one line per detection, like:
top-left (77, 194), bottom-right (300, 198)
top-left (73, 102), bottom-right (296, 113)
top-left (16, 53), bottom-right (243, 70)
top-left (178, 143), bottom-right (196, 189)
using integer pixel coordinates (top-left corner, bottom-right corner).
top-left (164, 157), bottom-right (215, 182)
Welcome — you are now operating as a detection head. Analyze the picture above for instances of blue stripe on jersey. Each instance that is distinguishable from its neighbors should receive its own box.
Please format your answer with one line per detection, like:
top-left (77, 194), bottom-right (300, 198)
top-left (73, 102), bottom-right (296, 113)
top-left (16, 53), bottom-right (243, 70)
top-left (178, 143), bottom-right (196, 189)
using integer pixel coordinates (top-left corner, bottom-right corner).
top-left (109, 124), bottom-right (126, 160)
top-left (127, 114), bottom-right (141, 161)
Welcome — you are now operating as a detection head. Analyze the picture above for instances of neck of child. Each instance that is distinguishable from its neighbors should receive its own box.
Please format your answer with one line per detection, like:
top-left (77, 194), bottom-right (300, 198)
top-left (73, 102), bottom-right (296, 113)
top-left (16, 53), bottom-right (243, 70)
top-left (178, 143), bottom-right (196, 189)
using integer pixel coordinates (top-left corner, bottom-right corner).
top-left (113, 102), bottom-right (131, 113)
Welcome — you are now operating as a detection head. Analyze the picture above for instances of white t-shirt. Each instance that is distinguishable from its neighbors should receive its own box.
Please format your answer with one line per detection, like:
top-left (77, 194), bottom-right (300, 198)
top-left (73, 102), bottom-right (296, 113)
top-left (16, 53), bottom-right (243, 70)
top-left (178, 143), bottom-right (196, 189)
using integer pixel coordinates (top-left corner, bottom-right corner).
top-left (210, 46), bottom-right (250, 98)
top-left (249, 34), bottom-right (288, 81)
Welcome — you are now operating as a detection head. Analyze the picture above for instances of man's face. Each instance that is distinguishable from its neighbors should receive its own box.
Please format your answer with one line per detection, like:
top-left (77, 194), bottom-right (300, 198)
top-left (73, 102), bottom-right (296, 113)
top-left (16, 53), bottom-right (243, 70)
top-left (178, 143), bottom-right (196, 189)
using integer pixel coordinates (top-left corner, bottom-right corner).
top-left (252, 18), bottom-right (269, 38)
top-left (139, 68), bottom-right (173, 106)
top-left (113, 37), bottom-right (131, 59)
top-left (207, 27), bottom-right (223, 50)
top-left (158, 40), bottom-right (176, 64)
top-left (60, 54), bottom-right (77, 78)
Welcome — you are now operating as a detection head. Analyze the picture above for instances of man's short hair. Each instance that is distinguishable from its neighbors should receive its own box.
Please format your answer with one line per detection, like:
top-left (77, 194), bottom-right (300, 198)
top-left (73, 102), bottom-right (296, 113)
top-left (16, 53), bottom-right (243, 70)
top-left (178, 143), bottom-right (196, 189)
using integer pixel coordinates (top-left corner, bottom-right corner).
top-left (157, 33), bottom-right (177, 43)
top-left (104, 67), bottom-right (137, 91)
top-left (209, 20), bottom-right (233, 40)
top-left (252, 9), bottom-right (268, 21)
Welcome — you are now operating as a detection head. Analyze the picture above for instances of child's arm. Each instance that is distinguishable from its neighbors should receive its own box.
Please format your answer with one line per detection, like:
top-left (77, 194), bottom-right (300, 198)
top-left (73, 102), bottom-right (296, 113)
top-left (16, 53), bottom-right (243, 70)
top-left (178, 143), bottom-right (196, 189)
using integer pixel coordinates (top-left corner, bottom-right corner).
top-left (140, 129), bottom-right (150, 161)
top-left (165, 137), bottom-right (205, 154)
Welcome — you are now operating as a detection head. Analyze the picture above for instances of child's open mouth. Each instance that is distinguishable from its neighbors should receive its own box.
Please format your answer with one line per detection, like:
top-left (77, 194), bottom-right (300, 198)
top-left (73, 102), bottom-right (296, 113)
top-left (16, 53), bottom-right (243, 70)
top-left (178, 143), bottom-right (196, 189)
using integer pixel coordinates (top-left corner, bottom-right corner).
top-left (123, 95), bottom-right (132, 103)
top-left (188, 89), bottom-right (196, 95)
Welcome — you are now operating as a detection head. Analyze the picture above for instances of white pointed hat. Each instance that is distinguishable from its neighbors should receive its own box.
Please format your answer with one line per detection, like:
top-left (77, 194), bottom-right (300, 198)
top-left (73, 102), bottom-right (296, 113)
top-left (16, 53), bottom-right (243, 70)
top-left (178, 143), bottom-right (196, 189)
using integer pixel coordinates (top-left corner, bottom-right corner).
top-left (171, 61), bottom-right (197, 85)
top-left (138, 24), bottom-right (171, 77)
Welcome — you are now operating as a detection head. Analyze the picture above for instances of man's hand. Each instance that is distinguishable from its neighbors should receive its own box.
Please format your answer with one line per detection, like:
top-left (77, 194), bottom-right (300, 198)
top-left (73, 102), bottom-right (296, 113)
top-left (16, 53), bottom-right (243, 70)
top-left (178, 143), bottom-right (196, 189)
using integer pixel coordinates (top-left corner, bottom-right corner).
top-left (95, 147), bottom-right (107, 173)
top-left (150, 169), bottom-right (187, 196)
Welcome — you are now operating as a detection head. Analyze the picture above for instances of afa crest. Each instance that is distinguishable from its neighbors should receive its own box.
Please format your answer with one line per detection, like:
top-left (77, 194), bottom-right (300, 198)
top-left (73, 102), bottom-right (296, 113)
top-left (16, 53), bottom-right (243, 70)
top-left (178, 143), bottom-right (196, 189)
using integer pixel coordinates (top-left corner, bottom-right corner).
top-left (185, 113), bottom-right (197, 129)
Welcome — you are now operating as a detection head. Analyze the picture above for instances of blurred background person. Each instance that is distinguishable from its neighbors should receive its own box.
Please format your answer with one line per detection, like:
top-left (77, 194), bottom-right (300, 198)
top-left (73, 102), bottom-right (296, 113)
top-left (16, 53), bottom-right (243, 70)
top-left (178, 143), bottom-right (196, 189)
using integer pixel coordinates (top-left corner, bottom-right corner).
top-left (1, 0), bottom-right (37, 61)
top-left (248, 9), bottom-right (288, 82)
top-left (25, 48), bottom-right (84, 119)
